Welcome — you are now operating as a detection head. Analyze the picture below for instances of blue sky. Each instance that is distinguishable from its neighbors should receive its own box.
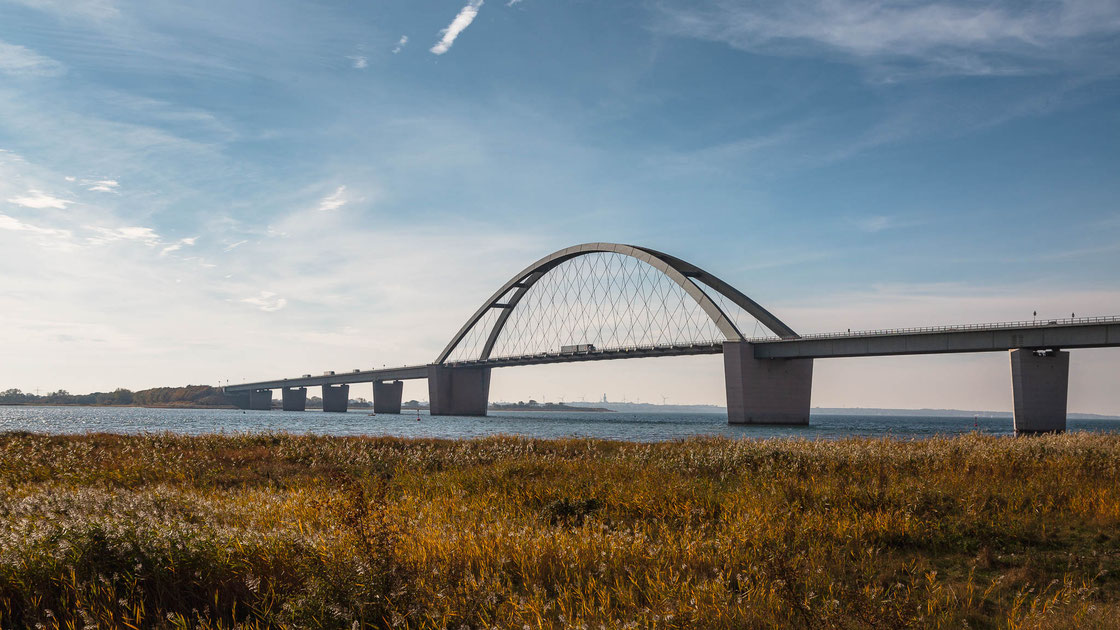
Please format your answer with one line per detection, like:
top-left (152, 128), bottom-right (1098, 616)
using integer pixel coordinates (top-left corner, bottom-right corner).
top-left (2, 0), bottom-right (1119, 412)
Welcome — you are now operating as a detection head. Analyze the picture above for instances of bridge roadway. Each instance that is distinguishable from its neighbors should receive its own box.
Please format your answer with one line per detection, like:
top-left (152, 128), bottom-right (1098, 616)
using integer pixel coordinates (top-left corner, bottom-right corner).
top-left (226, 317), bottom-right (1119, 386)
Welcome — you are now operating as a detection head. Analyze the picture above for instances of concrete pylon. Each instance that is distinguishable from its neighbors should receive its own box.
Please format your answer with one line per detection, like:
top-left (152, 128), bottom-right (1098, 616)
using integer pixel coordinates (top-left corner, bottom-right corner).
top-left (322, 384), bottom-right (349, 413)
top-left (249, 389), bottom-right (273, 411)
top-left (282, 387), bottom-right (307, 411)
top-left (228, 391), bottom-right (251, 409)
top-left (723, 341), bottom-right (813, 425)
top-left (428, 365), bottom-right (490, 416)
top-left (1011, 349), bottom-right (1069, 434)
top-left (373, 380), bottom-right (404, 414)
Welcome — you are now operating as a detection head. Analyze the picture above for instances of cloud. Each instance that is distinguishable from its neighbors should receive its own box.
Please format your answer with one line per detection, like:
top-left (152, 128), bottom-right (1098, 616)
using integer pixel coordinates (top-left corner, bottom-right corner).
top-left (655, 0), bottom-right (1120, 78)
top-left (0, 40), bottom-right (65, 77)
top-left (160, 236), bottom-right (197, 256)
top-left (348, 55), bottom-right (368, 69)
top-left (224, 239), bottom-right (248, 252)
top-left (315, 186), bottom-right (348, 212)
top-left (0, 213), bottom-right (73, 239)
top-left (430, 0), bottom-right (484, 55)
top-left (241, 291), bottom-right (288, 312)
top-left (7, 189), bottom-right (72, 209)
top-left (84, 179), bottom-right (119, 192)
top-left (506, 0), bottom-right (522, 6)
top-left (86, 225), bottom-right (161, 246)
top-left (392, 36), bottom-right (409, 54)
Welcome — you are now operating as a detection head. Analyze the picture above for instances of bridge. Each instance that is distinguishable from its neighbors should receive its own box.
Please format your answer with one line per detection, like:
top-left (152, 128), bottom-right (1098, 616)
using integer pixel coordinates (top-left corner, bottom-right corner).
top-left (225, 243), bottom-right (1120, 434)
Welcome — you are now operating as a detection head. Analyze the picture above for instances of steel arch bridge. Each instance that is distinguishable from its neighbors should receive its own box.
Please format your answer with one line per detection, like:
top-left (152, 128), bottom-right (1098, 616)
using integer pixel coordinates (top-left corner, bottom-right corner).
top-left (225, 242), bottom-right (1120, 433)
top-left (438, 242), bottom-right (798, 367)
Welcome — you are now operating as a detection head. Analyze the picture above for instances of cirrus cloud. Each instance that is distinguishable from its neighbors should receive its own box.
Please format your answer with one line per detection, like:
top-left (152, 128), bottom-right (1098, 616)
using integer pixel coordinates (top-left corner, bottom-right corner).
top-left (431, 0), bottom-right (484, 55)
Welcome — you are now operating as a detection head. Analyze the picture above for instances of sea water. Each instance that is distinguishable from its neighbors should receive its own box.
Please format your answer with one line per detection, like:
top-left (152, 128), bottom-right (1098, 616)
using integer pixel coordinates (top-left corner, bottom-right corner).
top-left (1, 406), bottom-right (1118, 441)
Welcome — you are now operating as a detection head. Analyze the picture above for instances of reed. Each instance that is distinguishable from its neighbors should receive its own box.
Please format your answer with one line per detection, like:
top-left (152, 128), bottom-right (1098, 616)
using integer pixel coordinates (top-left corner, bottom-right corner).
top-left (0, 431), bottom-right (1117, 628)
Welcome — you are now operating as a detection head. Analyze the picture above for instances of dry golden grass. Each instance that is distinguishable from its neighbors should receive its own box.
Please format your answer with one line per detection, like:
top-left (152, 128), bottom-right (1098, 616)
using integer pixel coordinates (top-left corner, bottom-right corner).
top-left (0, 431), bottom-right (1118, 629)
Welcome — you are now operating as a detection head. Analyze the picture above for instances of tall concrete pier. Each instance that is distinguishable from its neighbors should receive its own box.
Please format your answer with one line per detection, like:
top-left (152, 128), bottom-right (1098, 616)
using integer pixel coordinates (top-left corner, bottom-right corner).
top-left (1011, 349), bottom-right (1069, 434)
top-left (282, 387), bottom-right (307, 411)
top-left (249, 389), bottom-right (272, 411)
top-left (428, 366), bottom-right (490, 416)
top-left (723, 341), bottom-right (813, 424)
top-left (322, 384), bottom-right (349, 413)
top-left (373, 380), bottom-right (404, 414)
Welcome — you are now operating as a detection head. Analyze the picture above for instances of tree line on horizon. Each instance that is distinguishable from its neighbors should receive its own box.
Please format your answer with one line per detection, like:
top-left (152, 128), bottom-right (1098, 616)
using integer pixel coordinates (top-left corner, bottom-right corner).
top-left (0, 385), bottom-right (231, 407)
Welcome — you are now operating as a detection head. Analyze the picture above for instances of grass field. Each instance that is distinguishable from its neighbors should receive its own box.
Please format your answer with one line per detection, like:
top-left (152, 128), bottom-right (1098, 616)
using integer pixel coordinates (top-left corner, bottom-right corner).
top-left (0, 431), bottom-right (1117, 629)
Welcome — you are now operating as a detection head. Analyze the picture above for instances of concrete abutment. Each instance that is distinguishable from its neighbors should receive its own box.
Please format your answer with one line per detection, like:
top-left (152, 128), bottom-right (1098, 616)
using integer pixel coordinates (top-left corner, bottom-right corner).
top-left (428, 365), bottom-right (490, 416)
top-left (723, 341), bottom-right (813, 425)
top-left (1010, 349), bottom-right (1069, 434)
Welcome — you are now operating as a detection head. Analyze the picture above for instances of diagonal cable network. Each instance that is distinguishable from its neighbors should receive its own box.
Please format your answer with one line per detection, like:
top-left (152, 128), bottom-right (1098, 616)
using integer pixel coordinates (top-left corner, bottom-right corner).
top-left (448, 252), bottom-right (771, 362)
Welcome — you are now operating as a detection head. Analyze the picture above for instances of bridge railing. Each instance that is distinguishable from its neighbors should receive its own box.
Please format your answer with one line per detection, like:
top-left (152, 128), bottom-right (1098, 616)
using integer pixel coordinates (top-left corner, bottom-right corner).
top-left (789, 315), bottom-right (1120, 343)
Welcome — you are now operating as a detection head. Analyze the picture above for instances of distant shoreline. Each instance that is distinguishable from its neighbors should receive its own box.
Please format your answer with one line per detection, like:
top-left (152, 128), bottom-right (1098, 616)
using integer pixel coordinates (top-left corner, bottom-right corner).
top-left (2, 402), bottom-right (1117, 420)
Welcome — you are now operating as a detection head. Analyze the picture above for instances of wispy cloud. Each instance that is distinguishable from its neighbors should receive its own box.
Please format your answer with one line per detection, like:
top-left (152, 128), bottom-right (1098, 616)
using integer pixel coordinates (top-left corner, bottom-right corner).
top-left (0, 40), bottom-right (65, 77)
top-left (392, 35), bottom-right (409, 54)
top-left (161, 236), bottom-right (197, 256)
top-left (84, 179), bottom-right (119, 193)
top-left (431, 0), bottom-right (484, 55)
top-left (7, 189), bottom-right (72, 209)
top-left (348, 55), bottom-right (368, 69)
top-left (86, 225), bottom-right (161, 246)
top-left (224, 239), bottom-right (248, 252)
top-left (0, 213), bottom-right (73, 239)
top-left (241, 291), bottom-right (288, 312)
top-left (655, 0), bottom-right (1120, 78)
top-left (315, 186), bottom-right (348, 212)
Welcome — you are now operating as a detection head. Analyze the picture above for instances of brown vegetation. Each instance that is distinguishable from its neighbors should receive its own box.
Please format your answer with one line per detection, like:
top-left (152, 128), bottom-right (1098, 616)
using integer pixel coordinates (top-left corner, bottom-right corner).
top-left (0, 432), bottom-right (1117, 628)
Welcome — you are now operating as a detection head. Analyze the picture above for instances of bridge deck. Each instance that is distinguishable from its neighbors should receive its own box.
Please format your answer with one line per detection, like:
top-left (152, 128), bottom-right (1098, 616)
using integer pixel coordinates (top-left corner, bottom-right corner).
top-left (225, 317), bottom-right (1120, 393)
top-left (225, 365), bottom-right (429, 393)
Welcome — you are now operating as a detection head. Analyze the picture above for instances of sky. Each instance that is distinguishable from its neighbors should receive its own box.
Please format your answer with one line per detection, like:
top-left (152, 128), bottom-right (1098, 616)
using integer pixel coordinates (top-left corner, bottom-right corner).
top-left (1, 0), bottom-right (1118, 413)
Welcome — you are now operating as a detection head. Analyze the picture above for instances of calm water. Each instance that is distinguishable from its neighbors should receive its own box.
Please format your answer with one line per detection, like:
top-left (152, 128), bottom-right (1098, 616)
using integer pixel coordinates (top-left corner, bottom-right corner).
top-left (1, 406), bottom-right (1118, 441)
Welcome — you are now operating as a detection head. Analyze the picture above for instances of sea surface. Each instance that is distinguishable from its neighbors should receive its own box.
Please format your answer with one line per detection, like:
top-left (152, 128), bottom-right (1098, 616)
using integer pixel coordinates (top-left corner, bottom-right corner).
top-left (1, 406), bottom-right (1119, 441)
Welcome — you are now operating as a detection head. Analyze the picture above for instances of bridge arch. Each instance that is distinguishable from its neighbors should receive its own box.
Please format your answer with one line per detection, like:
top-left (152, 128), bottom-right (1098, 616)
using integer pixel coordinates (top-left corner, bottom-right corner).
top-left (437, 242), bottom-right (799, 364)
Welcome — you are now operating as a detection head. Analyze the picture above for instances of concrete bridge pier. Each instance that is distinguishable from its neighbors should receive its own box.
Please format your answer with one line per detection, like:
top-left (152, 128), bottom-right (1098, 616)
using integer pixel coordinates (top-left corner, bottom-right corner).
top-left (428, 365), bottom-right (490, 416)
top-left (322, 384), bottom-right (349, 413)
top-left (373, 380), bottom-right (404, 414)
top-left (249, 389), bottom-right (273, 411)
top-left (1011, 349), bottom-right (1069, 434)
top-left (723, 341), bottom-right (813, 425)
top-left (282, 387), bottom-right (307, 411)
top-left (228, 392), bottom-right (251, 410)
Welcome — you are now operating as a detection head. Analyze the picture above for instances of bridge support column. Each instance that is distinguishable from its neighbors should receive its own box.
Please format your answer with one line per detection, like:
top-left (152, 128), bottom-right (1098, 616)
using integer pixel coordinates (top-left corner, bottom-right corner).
top-left (723, 341), bottom-right (813, 425)
top-left (373, 380), bottom-right (404, 414)
top-left (249, 389), bottom-right (273, 411)
top-left (282, 387), bottom-right (307, 411)
top-left (322, 384), bottom-right (349, 413)
top-left (228, 392), bottom-right (251, 409)
top-left (428, 366), bottom-right (490, 416)
top-left (1011, 349), bottom-right (1068, 434)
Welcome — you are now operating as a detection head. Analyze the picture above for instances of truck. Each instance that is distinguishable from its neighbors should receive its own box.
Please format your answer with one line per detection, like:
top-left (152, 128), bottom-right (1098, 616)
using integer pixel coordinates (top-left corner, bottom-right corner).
top-left (560, 344), bottom-right (596, 353)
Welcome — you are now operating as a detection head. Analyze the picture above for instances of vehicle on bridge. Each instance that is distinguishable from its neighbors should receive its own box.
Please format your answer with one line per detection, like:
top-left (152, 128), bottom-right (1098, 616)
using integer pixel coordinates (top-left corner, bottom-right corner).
top-left (560, 344), bottom-right (596, 353)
